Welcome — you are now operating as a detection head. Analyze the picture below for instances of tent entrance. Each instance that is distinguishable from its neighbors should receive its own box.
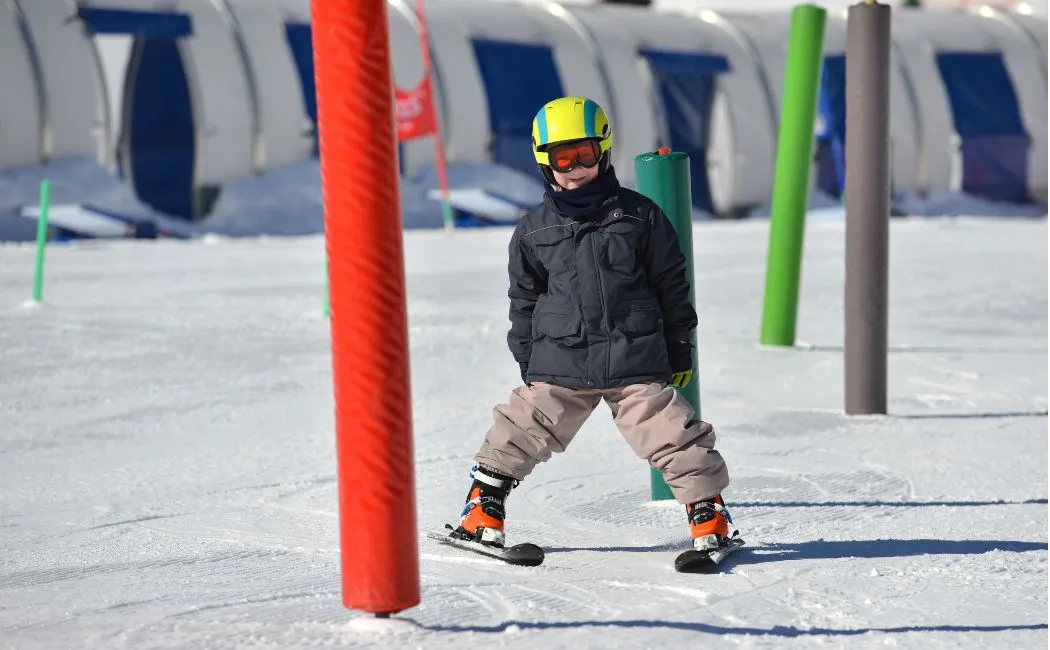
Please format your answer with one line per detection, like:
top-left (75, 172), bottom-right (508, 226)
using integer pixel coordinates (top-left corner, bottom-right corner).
top-left (641, 49), bottom-right (730, 214)
top-left (936, 51), bottom-right (1029, 203)
top-left (124, 38), bottom-right (197, 219)
top-left (472, 39), bottom-right (565, 179)
top-left (80, 7), bottom-right (200, 220)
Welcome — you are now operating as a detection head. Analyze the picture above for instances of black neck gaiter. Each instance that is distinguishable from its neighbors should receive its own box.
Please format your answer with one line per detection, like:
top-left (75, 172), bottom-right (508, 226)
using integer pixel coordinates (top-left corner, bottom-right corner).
top-left (545, 166), bottom-right (621, 220)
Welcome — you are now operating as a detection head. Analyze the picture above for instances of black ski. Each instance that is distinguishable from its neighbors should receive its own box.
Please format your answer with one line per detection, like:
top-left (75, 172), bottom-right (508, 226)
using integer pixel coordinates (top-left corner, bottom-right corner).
top-left (426, 525), bottom-right (545, 567)
top-left (674, 533), bottom-right (745, 573)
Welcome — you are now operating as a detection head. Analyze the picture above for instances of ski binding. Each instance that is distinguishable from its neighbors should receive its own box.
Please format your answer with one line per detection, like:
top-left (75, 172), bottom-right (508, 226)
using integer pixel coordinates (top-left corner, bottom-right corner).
top-left (427, 524), bottom-right (545, 567)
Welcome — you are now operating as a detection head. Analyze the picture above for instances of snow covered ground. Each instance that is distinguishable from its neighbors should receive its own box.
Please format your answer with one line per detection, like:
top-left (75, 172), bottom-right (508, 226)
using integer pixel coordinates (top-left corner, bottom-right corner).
top-left (0, 216), bottom-right (1046, 649)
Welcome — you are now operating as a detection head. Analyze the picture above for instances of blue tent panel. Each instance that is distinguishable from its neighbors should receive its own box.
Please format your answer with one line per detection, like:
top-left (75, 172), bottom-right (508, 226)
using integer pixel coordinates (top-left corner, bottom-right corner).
top-left (283, 23), bottom-right (405, 171)
top-left (78, 7), bottom-right (193, 38)
top-left (816, 55), bottom-right (846, 198)
top-left (128, 38), bottom-right (195, 220)
top-left (284, 23), bottom-right (318, 156)
top-left (641, 49), bottom-right (730, 75)
top-left (935, 52), bottom-right (1029, 203)
top-left (471, 39), bottom-right (564, 179)
top-left (641, 49), bottom-right (730, 213)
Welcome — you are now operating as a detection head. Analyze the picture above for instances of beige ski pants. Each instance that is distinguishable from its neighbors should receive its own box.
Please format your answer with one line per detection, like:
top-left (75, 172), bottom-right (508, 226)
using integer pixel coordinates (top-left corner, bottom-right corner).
top-left (474, 381), bottom-right (729, 505)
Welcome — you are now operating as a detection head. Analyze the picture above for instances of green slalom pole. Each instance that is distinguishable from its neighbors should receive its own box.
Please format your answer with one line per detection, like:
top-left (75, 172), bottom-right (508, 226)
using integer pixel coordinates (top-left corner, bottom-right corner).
top-left (760, 4), bottom-right (827, 347)
top-left (32, 180), bottom-right (52, 303)
top-left (635, 149), bottom-right (698, 501)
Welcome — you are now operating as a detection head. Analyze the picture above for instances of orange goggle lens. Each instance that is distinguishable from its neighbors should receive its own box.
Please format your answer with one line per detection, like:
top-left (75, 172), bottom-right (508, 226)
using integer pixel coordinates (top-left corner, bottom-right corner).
top-left (547, 140), bottom-right (600, 173)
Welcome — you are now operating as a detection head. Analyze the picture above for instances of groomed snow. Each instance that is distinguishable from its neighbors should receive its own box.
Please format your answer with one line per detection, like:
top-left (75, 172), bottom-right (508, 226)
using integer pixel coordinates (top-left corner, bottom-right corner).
top-left (1, 216), bottom-right (1046, 649)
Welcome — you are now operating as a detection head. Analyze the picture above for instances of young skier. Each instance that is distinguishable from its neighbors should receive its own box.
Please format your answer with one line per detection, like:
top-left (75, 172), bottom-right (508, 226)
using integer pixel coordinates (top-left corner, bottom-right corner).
top-left (450, 96), bottom-right (738, 554)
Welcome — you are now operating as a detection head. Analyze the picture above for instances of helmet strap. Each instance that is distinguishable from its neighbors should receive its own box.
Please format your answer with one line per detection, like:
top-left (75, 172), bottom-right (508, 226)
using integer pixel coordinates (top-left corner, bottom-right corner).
top-left (598, 150), bottom-right (611, 176)
top-left (538, 164), bottom-right (558, 189)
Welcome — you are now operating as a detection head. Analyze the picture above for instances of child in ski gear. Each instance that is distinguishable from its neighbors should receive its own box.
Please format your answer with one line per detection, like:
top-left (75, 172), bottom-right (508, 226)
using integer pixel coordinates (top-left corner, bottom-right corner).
top-left (452, 96), bottom-right (738, 553)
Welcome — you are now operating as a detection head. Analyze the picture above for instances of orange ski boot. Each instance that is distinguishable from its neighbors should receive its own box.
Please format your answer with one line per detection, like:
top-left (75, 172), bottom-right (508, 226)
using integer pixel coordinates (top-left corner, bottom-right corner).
top-left (451, 465), bottom-right (516, 548)
top-left (686, 495), bottom-right (736, 551)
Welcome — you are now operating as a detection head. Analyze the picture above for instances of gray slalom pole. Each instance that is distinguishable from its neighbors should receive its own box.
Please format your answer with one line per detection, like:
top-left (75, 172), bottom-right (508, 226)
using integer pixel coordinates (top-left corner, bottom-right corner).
top-left (844, 0), bottom-right (892, 415)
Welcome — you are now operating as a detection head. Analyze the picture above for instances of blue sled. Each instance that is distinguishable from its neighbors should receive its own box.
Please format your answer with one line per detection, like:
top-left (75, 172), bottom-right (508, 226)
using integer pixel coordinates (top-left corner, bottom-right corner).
top-left (19, 203), bottom-right (192, 241)
top-left (427, 188), bottom-right (533, 228)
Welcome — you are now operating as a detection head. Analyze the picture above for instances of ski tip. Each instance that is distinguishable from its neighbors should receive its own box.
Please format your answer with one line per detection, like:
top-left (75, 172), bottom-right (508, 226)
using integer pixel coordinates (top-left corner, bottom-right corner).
top-left (674, 551), bottom-right (715, 573)
top-left (503, 543), bottom-right (545, 566)
top-left (674, 537), bottom-right (745, 573)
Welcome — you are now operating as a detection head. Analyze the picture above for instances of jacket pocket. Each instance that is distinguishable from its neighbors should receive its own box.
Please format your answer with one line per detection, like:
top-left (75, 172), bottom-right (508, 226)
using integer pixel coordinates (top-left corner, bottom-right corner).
top-left (529, 226), bottom-right (575, 273)
top-left (608, 299), bottom-right (669, 380)
top-left (532, 306), bottom-right (581, 340)
top-left (601, 218), bottom-right (645, 267)
top-left (612, 300), bottom-right (663, 339)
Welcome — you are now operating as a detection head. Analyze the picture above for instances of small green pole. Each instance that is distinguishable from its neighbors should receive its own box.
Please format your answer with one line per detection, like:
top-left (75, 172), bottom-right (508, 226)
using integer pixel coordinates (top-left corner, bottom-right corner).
top-left (440, 200), bottom-right (455, 232)
top-left (760, 4), bottom-right (827, 347)
top-left (635, 149), bottom-right (698, 502)
top-left (324, 251), bottom-right (331, 318)
top-left (32, 179), bottom-right (52, 303)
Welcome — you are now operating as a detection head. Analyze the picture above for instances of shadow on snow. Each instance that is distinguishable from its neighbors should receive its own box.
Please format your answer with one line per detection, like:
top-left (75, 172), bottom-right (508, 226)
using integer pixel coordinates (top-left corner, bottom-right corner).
top-left (421, 619), bottom-right (1047, 636)
top-left (732, 498), bottom-right (1048, 508)
top-left (544, 538), bottom-right (1047, 561)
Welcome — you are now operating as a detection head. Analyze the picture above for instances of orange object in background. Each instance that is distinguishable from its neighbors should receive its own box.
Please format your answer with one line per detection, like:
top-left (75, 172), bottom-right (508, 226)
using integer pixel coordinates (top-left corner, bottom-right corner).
top-left (310, 0), bottom-right (420, 615)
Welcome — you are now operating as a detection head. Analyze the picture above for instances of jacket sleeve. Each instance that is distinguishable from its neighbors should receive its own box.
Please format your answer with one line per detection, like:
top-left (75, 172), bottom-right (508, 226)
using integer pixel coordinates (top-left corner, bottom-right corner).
top-left (507, 228), bottom-right (548, 363)
top-left (644, 204), bottom-right (698, 344)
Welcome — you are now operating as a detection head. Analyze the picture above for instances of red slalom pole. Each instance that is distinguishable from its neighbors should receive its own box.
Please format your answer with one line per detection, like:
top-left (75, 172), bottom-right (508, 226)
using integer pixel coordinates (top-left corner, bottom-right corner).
top-left (311, 0), bottom-right (420, 615)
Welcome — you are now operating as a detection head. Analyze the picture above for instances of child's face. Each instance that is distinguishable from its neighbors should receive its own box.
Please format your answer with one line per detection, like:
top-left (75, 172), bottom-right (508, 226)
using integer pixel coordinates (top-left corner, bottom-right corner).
top-left (552, 164), bottom-right (599, 190)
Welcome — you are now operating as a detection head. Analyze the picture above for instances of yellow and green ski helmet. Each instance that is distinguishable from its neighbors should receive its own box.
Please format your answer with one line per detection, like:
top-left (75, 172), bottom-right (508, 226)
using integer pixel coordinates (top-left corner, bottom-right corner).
top-left (531, 96), bottom-right (613, 182)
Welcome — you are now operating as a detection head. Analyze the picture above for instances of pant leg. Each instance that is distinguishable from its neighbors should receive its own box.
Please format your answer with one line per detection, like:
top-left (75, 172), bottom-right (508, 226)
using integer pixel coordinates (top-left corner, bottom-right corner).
top-left (474, 382), bottom-right (602, 481)
top-left (604, 382), bottom-right (729, 505)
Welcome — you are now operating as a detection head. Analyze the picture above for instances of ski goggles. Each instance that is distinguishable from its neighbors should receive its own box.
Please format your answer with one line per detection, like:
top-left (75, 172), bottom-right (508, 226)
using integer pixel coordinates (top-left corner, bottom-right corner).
top-left (546, 140), bottom-right (601, 173)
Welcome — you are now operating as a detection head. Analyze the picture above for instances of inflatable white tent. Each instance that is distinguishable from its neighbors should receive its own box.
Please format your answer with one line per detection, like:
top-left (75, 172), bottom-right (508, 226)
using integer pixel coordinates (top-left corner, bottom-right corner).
top-left (0, 1), bottom-right (44, 170)
top-left (223, 0), bottom-right (314, 171)
top-left (17, 0), bottom-right (109, 166)
top-left (271, 0), bottom-right (445, 179)
top-left (76, 0), bottom-right (310, 220)
top-left (0, 0), bottom-right (192, 241)
top-left (0, 0), bottom-right (108, 170)
top-left (985, 8), bottom-right (1047, 77)
top-left (565, 3), bottom-right (777, 215)
top-left (422, 0), bottom-right (612, 184)
top-left (76, 0), bottom-right (251, 220)
top-left (892, 9), bottom-right (1047, 203)
top-left (7, 0), bottom-right (1043, 233)
top-left (268, 0), bottom-right (314, 153)
top-left (708, 8), bottom-right (922, 200)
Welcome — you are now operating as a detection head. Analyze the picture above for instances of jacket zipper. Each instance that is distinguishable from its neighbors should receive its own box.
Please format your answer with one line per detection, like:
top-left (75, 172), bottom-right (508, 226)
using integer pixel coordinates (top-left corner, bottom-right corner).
top-left (589, 225), bottom-right (610, 385)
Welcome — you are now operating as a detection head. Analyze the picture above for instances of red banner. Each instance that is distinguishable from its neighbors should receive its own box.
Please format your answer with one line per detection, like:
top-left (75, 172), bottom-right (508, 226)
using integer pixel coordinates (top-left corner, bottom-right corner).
top-left (395, 77), bottom-right (436, 142)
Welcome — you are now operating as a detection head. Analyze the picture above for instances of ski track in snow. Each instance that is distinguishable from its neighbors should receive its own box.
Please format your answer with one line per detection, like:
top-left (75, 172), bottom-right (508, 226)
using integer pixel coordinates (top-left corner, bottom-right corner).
top-left (0, 217), bottom-right (1046, 649)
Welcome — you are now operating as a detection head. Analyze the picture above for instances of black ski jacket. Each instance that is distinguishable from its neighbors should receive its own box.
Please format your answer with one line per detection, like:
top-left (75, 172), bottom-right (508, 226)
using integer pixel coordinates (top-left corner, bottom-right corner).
top-left (507, 187), bottom-right (697, 389)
